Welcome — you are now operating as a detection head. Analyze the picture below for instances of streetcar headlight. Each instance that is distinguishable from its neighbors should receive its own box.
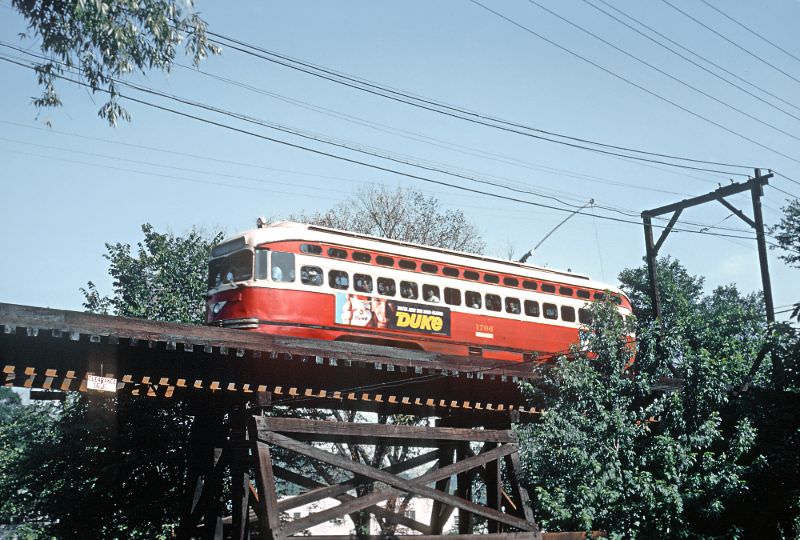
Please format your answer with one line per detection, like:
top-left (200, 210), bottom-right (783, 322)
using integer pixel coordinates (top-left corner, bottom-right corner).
top-left (212, 301), bottom-right (227, 314)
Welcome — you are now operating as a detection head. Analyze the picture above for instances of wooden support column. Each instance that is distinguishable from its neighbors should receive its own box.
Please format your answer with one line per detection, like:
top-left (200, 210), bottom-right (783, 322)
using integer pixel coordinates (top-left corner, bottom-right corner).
top-left (456, 443), bottom-right (474, 533)
top-left (430, 445), bottom-right (455, 534)
top-left (485, 442), bottom-right (502, 533)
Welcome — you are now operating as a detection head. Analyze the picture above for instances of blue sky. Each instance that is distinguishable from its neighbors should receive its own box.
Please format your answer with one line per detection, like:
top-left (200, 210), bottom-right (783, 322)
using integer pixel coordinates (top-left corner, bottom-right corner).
top-left (0, 0), bottom-right (798, 317)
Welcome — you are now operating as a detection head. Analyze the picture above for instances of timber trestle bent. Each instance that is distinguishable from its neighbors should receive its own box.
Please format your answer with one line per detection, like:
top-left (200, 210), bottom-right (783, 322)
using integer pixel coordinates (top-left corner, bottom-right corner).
top-left (179, 408), bottom-right (543, 539)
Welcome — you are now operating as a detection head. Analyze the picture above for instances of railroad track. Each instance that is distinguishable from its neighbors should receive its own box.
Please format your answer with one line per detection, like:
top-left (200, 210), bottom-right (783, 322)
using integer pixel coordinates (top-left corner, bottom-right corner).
top-left (0, 302), bottom-right (544, 417)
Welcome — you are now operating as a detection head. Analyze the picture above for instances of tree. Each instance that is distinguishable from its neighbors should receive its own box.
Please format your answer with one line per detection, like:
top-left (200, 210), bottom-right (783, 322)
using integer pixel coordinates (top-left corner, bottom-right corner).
top-left (0, 224), bottom-right (222, 538)
top-left (770, 198), bottom-right (800, 320)
top-left (288, 184), bottom-right (486, 254)
top-left (517, 301), bottom-right (756, 538)
top-left (10, 0), bottom-right (220, 125)
top-left (81, 223), bottom-right (222, 322)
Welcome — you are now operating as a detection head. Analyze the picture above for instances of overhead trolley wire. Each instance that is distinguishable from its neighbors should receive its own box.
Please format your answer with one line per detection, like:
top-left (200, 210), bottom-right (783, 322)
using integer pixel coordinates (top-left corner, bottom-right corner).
top-left (470, 0), bottom-right (800, 167)
top-left (206, 32), bottom-right (755, 175)
top-left (658, 0), bottom-right (800, 88)
top-left (1, 54), bottom-right (781, 245)
top-left (698, 0), bottom-right (800, 67)
top-left (579, 0), bottom-right (800, 123)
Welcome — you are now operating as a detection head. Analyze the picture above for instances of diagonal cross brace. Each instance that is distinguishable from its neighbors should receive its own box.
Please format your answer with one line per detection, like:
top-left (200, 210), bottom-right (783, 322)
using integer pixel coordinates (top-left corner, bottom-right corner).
top-left (716, 196), bottom-right (755, 228)
top-left (259, 431), bottom-right (534, 536)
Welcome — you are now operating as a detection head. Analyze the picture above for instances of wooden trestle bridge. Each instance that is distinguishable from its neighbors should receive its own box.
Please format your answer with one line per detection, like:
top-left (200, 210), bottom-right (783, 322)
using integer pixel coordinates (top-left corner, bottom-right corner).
top-left (0, 302), bottom-right (598, 539)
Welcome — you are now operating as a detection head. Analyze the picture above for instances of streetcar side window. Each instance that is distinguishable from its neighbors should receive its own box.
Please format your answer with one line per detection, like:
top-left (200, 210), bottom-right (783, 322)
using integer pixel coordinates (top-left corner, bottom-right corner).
top-left (522, 280), bottom-right (537, 290)
top-left (579, 308), bottom-right (593, 324)
top-left (377, 277), bottom-right (396, 296)
top-left (400, 281), bottom-right (418, 299)
top-left (503, 277), bottom-right (519, 287)
top-left (444, 287), bottom-right (461, 306)
top-left (352, 251), bottom-right (371, 263)
top-left (541, 284), bottom-right (556, 293)
top-left (485, 294), bottom-right (501, 312)
top-left (271, 252), bottom-right (295, 282)
top-left (300, 265), bottom-right (323, 286)
top-left (300, 244), bottom-right (322, 255)
top-left (577, 289), bottom-right (591, 299)
top-left (421, 263), bottom-right (438, 274)
top-left (443, 267), bottom-right (459, 277)
top-left (560, 287), bottom-right (574, 297)
top-left (483, 274), bottom-right (500, 284)
top-left (423, 285), bottom-right (440, 303)
top-left (561, 306), bottom-right (576, 322)
top-left (505, 297), bottom-right (521, 314)
top-left (543, 303), bottom-right (558, 319)
top-left (354, 273), bottom-right (373, 293)
top-left (524, 300), bottom-right (540, 317)
top-left (329, 270), bottom-right (349, 290)
top-left (464, 270), bottom-right (480, 281)
top-left (254, 249), bottom-right (269, 280)
top-left (328, 247), bottom-right (347, 259)
top-left (465, 291), bottom-right (482, 309)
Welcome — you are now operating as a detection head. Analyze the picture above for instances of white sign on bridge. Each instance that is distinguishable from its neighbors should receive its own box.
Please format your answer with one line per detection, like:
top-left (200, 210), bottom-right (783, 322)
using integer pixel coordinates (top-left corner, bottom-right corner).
top-left (87, 375), bottom-right (117, 393)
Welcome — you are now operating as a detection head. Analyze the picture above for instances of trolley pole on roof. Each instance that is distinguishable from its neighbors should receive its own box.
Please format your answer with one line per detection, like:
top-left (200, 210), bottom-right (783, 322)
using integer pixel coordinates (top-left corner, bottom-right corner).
top-left (518, 199), bottom-right (595, 263)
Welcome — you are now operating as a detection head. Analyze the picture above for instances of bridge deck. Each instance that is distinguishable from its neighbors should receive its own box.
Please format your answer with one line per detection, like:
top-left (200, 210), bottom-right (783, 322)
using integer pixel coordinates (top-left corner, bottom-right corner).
top-left (0, 302), bottom-right (544, 417)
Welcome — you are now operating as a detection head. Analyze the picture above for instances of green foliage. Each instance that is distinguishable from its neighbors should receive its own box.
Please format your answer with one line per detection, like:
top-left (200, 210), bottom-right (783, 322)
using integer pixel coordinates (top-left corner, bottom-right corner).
top-left (81, 223), bottom-right (223, 323)
top-left (517, 302), bottom-right (755, 538)
top-left (770, 198), bottom-right (800, 320)
top-left (619, 256), bottom-right (766, 383)
top-left (0, 224), bottom-right (221, 537)
top-left (0, 396), bottom-right (192, 538)
top-left (11, 0), bottom-right (221, 125)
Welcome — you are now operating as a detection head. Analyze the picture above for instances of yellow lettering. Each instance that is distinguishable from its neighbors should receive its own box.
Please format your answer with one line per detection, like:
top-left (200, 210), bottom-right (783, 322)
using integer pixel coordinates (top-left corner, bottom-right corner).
top-left (396, 312), bottom-right (411, 327)
top-left (396, 312), bottom-right (445, 332)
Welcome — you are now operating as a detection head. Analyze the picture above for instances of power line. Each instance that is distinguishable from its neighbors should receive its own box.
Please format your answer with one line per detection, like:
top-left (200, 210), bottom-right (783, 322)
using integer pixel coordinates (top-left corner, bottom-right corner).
top-left (579, 0), bottom-right (800, 123)
top-left (769, 184), bottom-right (799, 200)
top-left (178, 63), bottom-right (701, 197)
top-left (775, 172), bottom-right (800, 188)
top-left (658, 0), bottom-right (800, 87)
top-left (0, 147), bottom-right (344, 202)
top-left (3, 46), bottom-right (759, 235)
top-left (204, 33), bottom-right (755, 174)
top-left (699, 0), bottom-right (800, 67)
top-left (529, 0), bottom-right (800, 143)
top-left (470, 1), bottom-right (800, 166)
top-left (0, 54), bottom-right (773, 243)
top-left (589, 0), bottom-right (800, 116)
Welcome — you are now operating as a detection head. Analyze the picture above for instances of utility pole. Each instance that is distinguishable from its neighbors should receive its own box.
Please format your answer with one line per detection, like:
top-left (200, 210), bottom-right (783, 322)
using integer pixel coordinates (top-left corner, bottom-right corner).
top-left (641, 169), bottom-right (781, 388)
top-left (640, 170), bottom-right (773, 322)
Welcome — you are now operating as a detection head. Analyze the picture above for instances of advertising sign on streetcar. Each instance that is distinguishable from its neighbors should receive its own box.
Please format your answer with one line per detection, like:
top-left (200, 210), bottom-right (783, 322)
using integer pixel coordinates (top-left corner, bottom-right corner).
top-left (334, 293), bottom-right (451, 336)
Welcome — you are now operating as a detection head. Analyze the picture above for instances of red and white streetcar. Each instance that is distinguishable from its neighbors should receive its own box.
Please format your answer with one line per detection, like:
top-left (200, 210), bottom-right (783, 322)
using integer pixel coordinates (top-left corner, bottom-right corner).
top-left (206, 221), bottom-right (632, 362)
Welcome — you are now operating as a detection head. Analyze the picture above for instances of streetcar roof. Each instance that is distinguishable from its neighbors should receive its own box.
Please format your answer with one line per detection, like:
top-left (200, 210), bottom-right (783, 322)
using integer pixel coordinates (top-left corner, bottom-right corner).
top-left (217, 221), bottom-right (624, 294)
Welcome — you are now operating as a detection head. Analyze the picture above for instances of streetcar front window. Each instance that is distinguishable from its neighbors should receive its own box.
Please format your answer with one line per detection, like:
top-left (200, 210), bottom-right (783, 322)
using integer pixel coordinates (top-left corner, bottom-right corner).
top-left (208, 249), bottom-right (253, 289)
top-left (271, 252), bottom-right (295, 282)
